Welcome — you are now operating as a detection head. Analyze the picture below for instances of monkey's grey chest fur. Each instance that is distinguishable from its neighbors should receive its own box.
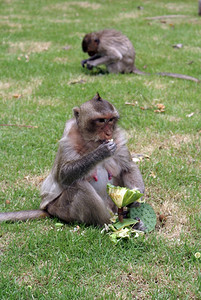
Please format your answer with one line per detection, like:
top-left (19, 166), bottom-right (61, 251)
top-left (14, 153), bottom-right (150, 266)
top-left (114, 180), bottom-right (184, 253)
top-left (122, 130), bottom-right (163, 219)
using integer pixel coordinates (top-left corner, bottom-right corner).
top-left (89, 164), bottom-right (113, 199)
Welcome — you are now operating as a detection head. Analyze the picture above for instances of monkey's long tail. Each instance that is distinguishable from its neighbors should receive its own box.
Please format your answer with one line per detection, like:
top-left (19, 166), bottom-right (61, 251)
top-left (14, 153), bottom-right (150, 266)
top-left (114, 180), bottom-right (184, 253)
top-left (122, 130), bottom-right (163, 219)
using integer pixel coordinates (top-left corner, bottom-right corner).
top-left (156, 72), bottom-right (200, 83)
top-left (0, 209), bottom-right (50, 222)
top-left (133, 68), bottom-right (200, 83)
top-left (133, 68), bottom-right (150, 75)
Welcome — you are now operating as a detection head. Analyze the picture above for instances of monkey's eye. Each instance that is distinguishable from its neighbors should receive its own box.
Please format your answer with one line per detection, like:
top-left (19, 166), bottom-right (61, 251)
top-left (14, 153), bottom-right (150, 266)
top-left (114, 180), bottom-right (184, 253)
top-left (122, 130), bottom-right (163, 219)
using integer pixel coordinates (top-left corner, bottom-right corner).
top-left (108, 118), bottom-right (115, 123)
top-left (94, 38), bottom-right (99, 44)
top-left (97, 118), bottom-right (106, 123)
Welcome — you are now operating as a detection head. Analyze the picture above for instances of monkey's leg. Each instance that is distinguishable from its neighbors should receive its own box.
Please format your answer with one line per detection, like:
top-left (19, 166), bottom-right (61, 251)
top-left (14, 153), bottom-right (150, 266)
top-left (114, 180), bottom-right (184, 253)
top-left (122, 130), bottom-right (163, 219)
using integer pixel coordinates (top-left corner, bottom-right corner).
top-left (121, 162), bottom-right (145, 194)
top-left (119, 162), bottom-right (145, 208)
top-left (47, 181), bottom-right (111, 226)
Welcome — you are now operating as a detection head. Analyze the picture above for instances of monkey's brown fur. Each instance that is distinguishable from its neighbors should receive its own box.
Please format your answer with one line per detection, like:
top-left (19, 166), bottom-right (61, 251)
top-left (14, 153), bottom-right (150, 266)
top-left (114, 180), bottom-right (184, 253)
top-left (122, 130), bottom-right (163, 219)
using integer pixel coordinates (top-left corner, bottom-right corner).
top-left (81, 29), bottom-right (200, 83)
top-left (199, 0), bottom-right (201, 15)
top-left (0, 94), bottom-right (144, 226)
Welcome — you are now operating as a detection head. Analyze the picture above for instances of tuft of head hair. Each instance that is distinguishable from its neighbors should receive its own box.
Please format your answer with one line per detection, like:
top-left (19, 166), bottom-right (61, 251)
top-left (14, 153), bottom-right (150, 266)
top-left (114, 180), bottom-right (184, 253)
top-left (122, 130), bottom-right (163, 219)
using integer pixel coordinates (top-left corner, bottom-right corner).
top-left (94, 92), bottom-right (102, 101)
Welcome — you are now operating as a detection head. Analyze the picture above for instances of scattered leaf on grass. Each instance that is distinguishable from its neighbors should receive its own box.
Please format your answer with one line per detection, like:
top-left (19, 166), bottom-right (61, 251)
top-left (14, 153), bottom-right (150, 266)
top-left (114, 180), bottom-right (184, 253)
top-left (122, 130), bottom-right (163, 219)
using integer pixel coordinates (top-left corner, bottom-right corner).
top-left (194, 252), bottom-right (201, 259)
top-left (140, 106), bottom-right (151, 110)
top-left (68, 79), bottom-right (86, 85)
top-left (55, 224), bottom-right (64, 231)
top-left (113, 218), bottom-right (138, 230)
top-left (17, 54), bottom-right (29, 62)
top-left (154, 103), bottom-right (165, 113)
top-left (132, 153), bottom-right (150, 163)
top-left (149, 171), bottom-right (156, 178)
top-left (13, 94), bottom-right (22, 99)
top-left (159, 214), bottom-right (168, 223)
top-left (186, 112), bottom-right (194, 118)
top-left (125, 102), bottom-right (136, 106)
top-left (172, 43), bottom-right (183, 49)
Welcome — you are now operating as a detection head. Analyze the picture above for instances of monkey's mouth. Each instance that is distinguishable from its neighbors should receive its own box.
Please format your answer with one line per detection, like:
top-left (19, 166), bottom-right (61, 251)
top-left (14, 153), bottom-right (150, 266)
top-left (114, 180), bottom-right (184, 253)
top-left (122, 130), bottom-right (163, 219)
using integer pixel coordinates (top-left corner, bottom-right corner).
top-left (100, 138), bottom-right (113, 143)
top-left (88, 51), bottom-right (96, 56)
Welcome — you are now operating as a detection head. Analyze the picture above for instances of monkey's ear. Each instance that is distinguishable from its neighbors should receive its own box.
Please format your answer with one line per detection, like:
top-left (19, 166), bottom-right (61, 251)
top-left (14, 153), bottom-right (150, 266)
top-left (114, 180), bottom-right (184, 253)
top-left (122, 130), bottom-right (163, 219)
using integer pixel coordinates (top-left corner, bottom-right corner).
top-left (94, 92), bottom-right (102, 101)
top-left (73, 107), bottom-right (80, 119)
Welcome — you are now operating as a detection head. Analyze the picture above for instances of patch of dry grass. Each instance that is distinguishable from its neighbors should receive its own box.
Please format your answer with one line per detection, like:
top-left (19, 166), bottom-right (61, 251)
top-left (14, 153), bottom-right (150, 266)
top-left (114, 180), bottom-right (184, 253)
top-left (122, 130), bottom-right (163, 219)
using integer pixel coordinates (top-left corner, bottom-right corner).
top-left (165, 3), bottom-right (193, 13)
top-left (46, 1), bottom-right (101, 12)
top-left (184, 46), bottom-right (201, 54)
top-left (8, 41), bottom-right (51, 54)
top-left (23, 174), bottom-right (47, 188)
top-left (117, 11), bottom-right (142, 20)
top-left (129, 130), bottom-right (196, 155)
top-left (0, 78), bottom-right (42, 101)
top-left (0, 19), bottom-right (22, 30)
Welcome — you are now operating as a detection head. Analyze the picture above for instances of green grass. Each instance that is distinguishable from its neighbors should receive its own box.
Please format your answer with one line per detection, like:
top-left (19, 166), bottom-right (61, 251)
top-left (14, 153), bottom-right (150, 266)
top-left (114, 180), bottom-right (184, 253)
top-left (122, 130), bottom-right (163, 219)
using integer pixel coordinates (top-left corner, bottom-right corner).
top-left (0, 0), bottom-right (200, 299)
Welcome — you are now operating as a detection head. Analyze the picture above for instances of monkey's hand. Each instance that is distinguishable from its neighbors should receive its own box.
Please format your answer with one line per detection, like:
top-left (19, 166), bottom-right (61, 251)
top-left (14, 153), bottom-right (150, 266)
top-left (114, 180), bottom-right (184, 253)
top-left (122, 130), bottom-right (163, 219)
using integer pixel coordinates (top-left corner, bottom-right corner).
top-left (96, 141), bottom-right (117, 160)
top-left (81, 59), bottom-right (88, 68)
top-left (86, 62), bottom-right (94, 70)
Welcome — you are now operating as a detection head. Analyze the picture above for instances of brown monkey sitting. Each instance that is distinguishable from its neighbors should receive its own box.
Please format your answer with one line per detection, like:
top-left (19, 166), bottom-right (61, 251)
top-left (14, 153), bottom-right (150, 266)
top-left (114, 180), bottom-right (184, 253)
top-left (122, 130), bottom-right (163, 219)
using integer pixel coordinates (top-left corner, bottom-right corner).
top-left (0, 94), bottom-right (144, 226)
top-left (81, 29), bottom-right (200, 82)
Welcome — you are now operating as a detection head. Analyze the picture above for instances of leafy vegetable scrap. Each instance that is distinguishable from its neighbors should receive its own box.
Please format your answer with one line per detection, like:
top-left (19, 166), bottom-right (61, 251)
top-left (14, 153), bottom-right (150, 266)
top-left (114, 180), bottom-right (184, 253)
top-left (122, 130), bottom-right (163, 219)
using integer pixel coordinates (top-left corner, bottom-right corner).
top-left (105, 184), bottom-right (157, 243)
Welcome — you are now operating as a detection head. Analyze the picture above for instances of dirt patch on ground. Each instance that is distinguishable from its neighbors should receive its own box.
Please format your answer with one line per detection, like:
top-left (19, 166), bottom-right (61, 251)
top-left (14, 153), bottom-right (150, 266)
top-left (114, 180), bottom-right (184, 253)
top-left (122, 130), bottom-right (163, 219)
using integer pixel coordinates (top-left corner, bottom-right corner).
top-left (23, 172), bottom-right (49, 188)
top-left (0, 78), bottom-right (42, 100)
top-left (184, 46), bottom-right (201, 54)
top-left (165, 3), bottom-right (192, 13)
top-left (8, 41), bottom-right (51, 54)
top-left (69, 1), bottom-right (101, 9)
top-left (53, 57), bottom-right (69, 64)
top-left (0, 19), bottom-right (22, 30)
top-left (117, 11), bottom-right (142, 20)
top-left (47, 1), bottom-right (101, 11)
top-left (129, 131), bottom-right (194, 156)
top-left (145, 183), bottom-right (190, 241)
top-left (34, 97), bottom-right (62, 107)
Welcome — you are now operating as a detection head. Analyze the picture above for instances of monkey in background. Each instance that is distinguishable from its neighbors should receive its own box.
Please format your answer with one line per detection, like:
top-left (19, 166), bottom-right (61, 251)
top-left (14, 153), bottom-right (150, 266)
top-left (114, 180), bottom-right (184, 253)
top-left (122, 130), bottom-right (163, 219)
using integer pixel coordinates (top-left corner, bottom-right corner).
top-left (81, 29), bottom-right (200, 83)
top-left (0, 94), bottom-right (144, 226)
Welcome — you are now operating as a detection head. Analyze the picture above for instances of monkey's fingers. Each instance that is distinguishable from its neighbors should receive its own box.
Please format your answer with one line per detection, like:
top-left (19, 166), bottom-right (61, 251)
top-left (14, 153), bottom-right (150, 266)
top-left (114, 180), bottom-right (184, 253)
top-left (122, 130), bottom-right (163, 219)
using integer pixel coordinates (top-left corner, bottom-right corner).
top-left (86, 62), bottom-right (94, 70)
top-left (81, 59), bottom-right (87, 68)
top-left (104, 141), bottom-right (117, 155)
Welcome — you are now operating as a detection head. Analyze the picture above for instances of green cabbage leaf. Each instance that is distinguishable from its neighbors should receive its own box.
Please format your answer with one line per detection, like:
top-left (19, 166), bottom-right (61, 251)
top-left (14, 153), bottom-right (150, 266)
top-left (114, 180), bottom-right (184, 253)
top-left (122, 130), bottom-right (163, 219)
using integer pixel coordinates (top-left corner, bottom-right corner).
top-left (107, 183), bottom-right (143, 208)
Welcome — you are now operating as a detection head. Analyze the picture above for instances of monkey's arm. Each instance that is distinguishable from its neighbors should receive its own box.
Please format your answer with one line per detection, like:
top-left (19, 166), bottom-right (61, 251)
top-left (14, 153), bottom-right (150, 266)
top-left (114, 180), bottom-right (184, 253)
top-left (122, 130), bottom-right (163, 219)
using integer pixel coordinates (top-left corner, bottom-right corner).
top-left (86, 56), bottom-right (118, 70)
top-left (85, 47), bottom-right (122, 69)
top-left (81, 54), bottom-right (102, 68)
top-left (121, 162), bottom-right (145, 194)
top-left (57, 141), bottom-right (116, 187)
top-left (112, 139), bottom-right (145, 194)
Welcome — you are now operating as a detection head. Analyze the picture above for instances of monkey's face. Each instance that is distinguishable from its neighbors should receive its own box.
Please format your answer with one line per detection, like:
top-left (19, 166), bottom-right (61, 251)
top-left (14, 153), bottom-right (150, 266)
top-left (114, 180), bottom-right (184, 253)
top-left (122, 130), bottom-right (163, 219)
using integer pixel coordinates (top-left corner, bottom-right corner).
top-left (89, 116), bottom-right (118, 142)
top-left (73, 94), bottom-right (119, 143)
top-left (82, 34), bottom-right (99, 56)
top-left (76, 114), bottom-right (118, 143)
